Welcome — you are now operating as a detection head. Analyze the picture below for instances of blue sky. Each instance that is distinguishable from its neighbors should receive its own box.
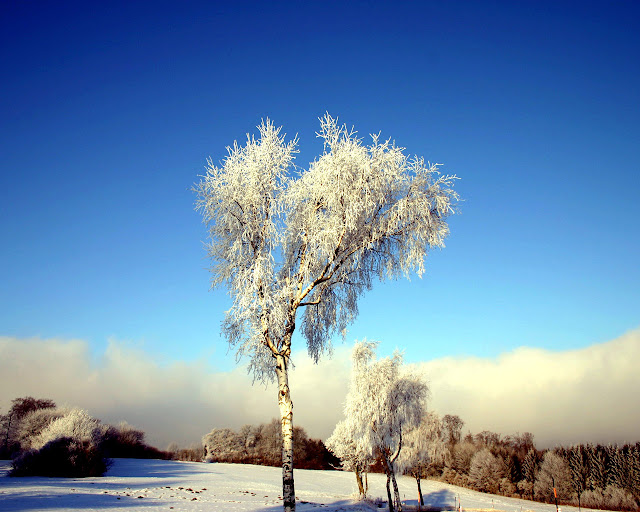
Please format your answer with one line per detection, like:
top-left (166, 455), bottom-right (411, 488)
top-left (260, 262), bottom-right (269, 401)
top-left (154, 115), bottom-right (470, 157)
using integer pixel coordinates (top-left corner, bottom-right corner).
top-left (1, 0), bottom-right (639, 375)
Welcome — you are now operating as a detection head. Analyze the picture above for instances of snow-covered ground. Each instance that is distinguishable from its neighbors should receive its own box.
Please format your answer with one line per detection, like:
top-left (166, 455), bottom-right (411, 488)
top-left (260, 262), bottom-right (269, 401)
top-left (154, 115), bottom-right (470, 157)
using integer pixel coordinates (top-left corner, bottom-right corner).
top-left (0, 459), bottom-right (588, 512)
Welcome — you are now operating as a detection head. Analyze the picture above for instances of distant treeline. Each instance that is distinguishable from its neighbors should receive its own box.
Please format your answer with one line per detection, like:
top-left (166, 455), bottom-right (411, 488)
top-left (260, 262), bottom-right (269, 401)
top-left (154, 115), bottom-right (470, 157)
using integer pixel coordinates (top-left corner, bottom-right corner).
top-left (198, 413), bottom-right (639, 511)
top-left (201, 419), bottom-right (339, 470)
top-left (398, 413), bottom-right (639, 511)
top-left (3, 396), bottom-right (638, 512)
top-left (0, 396), bottom-right (337, 475)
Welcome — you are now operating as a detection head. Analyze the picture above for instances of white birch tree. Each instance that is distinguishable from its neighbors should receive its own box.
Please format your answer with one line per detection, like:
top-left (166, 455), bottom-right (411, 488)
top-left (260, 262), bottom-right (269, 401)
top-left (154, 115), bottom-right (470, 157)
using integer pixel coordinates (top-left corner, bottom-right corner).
top-left (326, 418), bottom-right (375, 498)
top-left (334, 341), bottom-right (428, 512)
top-left (396, 411), bottom-right (448, 510)
top-left (194, 114), bottom-right (458, 512)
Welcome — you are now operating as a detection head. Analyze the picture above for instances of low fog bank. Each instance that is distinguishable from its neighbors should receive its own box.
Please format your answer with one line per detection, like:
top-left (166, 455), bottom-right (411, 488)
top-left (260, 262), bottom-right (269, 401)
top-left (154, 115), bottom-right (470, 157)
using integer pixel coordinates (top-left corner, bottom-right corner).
top-left (1, 328), bottom-right (638, 449)
top-left (419, 328), bottom-right (640, 447)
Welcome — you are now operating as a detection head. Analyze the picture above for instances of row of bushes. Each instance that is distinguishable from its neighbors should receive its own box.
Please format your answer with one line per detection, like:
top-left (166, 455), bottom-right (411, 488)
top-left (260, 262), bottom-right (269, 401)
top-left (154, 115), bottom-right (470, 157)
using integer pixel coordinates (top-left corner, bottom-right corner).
top-left (202, 418), bottom-right (339, 470)
top-left (2, 397), bottom-right (169, 477)
top-left (2, 397), bottom-right (339, 477)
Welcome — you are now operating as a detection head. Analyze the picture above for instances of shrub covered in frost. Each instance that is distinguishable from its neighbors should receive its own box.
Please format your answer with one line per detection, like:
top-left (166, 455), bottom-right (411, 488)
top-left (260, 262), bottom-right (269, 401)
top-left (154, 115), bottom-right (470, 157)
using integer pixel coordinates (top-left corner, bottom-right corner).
top-left (167, 442), bottom-right (205, 462)
top-left (203, 427), bottom-right (246, 462)
top-left (15, 407), bottom-right (66, 450)
top-left (10, 437), bottom-right (110, 477)
top-left (31, 408), bottom-right (109, 450)
top-left (10, 408), bottom-right (110, 477)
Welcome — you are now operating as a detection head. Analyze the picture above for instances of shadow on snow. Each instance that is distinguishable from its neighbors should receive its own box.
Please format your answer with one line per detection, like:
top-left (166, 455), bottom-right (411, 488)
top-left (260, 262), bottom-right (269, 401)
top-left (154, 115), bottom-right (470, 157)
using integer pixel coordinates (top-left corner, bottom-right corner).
top-left (419, 488), bottom-right (458, 510)
top-left (105, 458), bottom-right (220, 479)
top-left (257, 499), bottom-right (383, 511)
top-left (0, 490), bottom-right (154, 511)
top-left (256, 488), bottom-right (458, 512)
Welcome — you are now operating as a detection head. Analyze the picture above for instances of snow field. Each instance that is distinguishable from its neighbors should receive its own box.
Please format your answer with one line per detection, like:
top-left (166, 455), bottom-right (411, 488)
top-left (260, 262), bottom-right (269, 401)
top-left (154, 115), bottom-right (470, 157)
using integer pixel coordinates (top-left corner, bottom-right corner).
top-left (0, 459), bottom-right (587, 512)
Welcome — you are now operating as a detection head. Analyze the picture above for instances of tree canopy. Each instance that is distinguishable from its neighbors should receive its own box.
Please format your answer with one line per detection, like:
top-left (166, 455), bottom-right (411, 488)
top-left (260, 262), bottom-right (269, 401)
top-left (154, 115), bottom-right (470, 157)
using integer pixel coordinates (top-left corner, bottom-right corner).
top-left (195, 114), bottom-right (458, 381)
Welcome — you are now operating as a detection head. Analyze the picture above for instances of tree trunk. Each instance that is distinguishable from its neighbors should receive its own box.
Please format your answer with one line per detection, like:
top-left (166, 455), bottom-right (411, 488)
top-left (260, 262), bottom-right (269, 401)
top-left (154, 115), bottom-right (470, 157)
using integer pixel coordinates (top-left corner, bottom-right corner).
top-left (388, 427), bottom-right (403, 511)
top-left (275, 354), bottom-right (295, 512)
top-left (386, 472), bottom-right (394, 512)
top-left (416, 474), bottom-right (424, 509)
top-left (391, 469), bottom-right (402, 512)
top-left (383, 451), bottom-right (402, 512)
top-left (355, 467), bottom-right (365, 497)
top-left (2, 413), bottom-right (13, 452)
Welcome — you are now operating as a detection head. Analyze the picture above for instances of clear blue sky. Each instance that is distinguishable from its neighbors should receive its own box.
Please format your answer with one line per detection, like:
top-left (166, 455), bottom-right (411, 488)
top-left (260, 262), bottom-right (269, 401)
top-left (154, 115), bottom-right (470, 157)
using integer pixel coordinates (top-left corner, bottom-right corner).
top-left (1, 1), bottom-right (638, 370)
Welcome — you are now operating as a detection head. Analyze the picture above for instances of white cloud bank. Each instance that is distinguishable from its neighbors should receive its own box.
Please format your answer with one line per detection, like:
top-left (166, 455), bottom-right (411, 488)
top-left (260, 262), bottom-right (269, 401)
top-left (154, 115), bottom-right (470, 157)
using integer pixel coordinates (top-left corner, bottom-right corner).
top-left (419, 328), bottom-right (640, 447)
top-left (1, 329), bottom-right (638, 449)
top-left (0, 336), bottom-right (350, 449)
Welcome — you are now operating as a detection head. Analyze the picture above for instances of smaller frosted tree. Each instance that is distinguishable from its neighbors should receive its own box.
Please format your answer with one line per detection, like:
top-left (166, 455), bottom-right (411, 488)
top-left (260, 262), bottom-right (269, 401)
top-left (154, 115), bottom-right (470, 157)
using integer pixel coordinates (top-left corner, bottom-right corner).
top-left (332, 340), bottom-right (427, 512)
top-left (521, 447), bottom-right (540, 500)
top-left (1, 397), bottom-right (56, 456)
top-left (469, 448), bottom-right (504, 494)
top-left (326, 419), bottom-right (375, 497)
top-left (202, 428), bottom-right (245, 462)
top-left (396, 411), bottom-right (447, 510)
top-left (535, 451), bottom-right (572, 504)
top-left (443, 414), bottom-right (464, 446)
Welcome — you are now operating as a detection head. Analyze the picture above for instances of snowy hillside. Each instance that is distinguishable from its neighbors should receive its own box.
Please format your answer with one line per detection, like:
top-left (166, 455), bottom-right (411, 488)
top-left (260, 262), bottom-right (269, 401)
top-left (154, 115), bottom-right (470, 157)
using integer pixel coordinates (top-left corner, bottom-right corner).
top-left (0, 458), bottom-right (585, 512)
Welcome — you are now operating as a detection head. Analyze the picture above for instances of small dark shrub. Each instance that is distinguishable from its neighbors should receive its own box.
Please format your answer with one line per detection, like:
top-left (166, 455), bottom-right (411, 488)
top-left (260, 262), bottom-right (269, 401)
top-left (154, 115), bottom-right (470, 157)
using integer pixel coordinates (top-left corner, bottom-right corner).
top-left (10, 437), bottom-right (110, 477)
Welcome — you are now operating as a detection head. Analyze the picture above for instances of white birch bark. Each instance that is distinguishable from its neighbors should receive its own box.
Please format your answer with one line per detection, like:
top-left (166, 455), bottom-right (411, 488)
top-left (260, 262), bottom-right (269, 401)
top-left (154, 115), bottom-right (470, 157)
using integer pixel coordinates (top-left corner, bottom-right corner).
top-left (275, 353), bottom-right (295, 512)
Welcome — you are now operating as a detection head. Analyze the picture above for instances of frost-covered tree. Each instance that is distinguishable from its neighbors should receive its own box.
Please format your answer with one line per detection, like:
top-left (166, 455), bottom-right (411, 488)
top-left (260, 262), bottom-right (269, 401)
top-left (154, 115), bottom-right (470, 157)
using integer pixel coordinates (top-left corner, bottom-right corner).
top-left (451, 440), bottom-right (477, 474)
top-left (16, 407), bottom-right (65, 450)
top-left (202, 428), bottom-right (239, 462)
top-left (522, 447), bottom-right (540, 500)
top-left (326, 418), bottom-right (375, 497)
top-left (606, 445), bottom-right (624, 489)
top-left (443, 414), bottom-right (464, 446)
top-left (626, 445), bottom-right (640, 502)
top-left (469, 448), bottom-right (505, 494)
top-left (332, 341), bottom-right (427, 512)
top-left (31, 408), bottom-right (108, 450)
top-left (535, 451), bottom-right (572, 504)
top-left (567, 445), bottom-right (588, 510)
top-left (1, 397), bottom-right (56, 456)
top-left (396, 411), bottom-right (447, 510)
top-left (194, 114), bottom-right (458, 511)
top-left (585, 444), bottom-right (607, 491)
